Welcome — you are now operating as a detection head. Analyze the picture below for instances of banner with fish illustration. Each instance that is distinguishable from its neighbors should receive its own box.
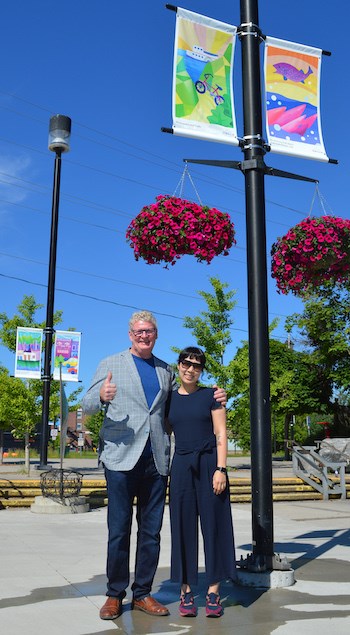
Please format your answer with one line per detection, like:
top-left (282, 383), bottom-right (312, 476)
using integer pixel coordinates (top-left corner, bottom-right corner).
top-left (15, 327), bottom-right (43, 379)
top-left (172, 8), bottom-right (238, 146)
top-left (264, 37), bottom-right (329, 161)
top-left (53, 330), bottom-right (81, 382)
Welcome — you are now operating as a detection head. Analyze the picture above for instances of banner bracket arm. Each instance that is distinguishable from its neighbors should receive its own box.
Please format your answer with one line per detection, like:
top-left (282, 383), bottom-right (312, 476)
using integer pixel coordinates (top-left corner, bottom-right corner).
top-left (184, 157), bottom-right (319, 183)
top-left (165, 3), bottom-right (177, 12)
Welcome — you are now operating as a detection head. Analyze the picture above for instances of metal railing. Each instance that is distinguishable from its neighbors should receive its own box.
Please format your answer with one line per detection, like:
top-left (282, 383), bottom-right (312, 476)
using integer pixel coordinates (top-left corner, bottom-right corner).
top-left (291, 443), bottom-right (347, 500)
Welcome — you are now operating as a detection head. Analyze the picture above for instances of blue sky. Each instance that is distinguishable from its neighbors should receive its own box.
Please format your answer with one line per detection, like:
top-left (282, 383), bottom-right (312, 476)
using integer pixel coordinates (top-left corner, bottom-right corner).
top-left (0, 0), bottom-right (348, 398)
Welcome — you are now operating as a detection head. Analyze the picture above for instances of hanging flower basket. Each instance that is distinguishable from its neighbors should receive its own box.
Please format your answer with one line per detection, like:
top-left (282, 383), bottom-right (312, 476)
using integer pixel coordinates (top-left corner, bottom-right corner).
top-left (126, 195), bottom-right (236, 266)
top-left (271, 216), bottom-right (350, 296)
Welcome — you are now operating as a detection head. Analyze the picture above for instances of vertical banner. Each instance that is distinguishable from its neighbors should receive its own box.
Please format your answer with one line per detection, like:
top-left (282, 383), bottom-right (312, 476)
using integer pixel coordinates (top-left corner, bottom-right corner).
top-left (264, 37), bottom-right (329, 161)
top-left (53, 330), bottom-right (81, 382)
top-left (172, 7), bottom-right (238, 146)
top-left (15, 327), bottom-right (43, 379)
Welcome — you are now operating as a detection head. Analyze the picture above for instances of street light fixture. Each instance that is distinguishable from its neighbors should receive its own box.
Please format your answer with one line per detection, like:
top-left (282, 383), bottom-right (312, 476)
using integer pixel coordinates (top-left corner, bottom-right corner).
top-left (48, 115), bottom-right (71, 153)
top-left (39, 115), bottom-right (71, 468)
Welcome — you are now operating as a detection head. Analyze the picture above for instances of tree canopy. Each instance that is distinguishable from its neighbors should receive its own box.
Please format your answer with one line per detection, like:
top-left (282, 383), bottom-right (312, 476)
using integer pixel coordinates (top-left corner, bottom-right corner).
top-left (0, 295), bottom-right (82, 457)
top-left (177, 277), bottom-right (350, 451)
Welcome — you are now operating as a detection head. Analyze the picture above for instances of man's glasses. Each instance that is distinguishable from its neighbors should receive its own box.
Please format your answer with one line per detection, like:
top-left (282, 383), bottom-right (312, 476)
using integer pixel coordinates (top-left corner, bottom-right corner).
top-left (131, 328), bottom-right (156, 337)
top-left (180, 359), bottom-right (203, 371)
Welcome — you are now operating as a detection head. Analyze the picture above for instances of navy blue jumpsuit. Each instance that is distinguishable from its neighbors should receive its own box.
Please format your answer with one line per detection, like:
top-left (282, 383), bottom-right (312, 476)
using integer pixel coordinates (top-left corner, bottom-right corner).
top-left (168, 387), bottom-right (236, 586)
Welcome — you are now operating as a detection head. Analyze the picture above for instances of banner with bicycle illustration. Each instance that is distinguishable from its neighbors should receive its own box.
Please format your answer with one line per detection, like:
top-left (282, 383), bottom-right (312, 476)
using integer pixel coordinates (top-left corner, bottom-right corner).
top-left (264, 37), bottom-right (329, 161)
top-left (53, 331), bottom-right (81, 382)
top-left (172, 8), bottom-right (238, 146)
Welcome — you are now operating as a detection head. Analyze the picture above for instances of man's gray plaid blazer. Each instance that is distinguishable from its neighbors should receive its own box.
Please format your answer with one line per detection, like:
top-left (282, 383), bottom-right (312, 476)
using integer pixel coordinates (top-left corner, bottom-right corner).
top-left (82, 349), bottom-right (176, 476)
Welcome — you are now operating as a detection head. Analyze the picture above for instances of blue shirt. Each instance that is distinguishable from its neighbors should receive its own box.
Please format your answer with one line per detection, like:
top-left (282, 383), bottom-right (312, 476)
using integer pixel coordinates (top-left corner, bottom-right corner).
top-left (132, 354), bottom-right (160, 456)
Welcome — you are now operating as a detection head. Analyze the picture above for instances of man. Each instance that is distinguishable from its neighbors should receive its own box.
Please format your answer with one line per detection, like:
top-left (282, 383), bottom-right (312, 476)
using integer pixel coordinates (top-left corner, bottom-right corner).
top-left (82, 310), bottom-right (226, 620)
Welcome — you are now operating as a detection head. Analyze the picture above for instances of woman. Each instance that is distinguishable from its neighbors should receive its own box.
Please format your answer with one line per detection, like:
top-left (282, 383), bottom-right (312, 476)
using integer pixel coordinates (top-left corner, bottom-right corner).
top-left (167, 347), bottom-right (236, 618)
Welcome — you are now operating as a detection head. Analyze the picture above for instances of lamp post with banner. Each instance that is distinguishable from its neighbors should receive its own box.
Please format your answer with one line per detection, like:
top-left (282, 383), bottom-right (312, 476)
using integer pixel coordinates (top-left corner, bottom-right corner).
top-left (38, 115), bottom-right (71, 469)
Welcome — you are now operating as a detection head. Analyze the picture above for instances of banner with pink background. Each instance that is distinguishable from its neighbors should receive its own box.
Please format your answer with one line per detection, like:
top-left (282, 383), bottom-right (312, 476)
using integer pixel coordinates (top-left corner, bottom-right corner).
top-left (53, 331), bottom-right (81, 382)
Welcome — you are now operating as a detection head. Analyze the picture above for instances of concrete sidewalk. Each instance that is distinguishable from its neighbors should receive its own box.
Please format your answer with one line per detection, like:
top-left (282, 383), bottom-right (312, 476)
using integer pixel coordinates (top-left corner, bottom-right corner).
top-left (1, 496), bottom-right (350, 634)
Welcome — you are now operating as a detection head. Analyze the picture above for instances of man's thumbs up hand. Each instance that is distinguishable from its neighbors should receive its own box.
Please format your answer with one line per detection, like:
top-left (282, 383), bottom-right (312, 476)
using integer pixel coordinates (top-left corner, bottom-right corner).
top-left (106, 371), bottom-right (113, 384)
top-left (100, 371), bottom-right (117, 403)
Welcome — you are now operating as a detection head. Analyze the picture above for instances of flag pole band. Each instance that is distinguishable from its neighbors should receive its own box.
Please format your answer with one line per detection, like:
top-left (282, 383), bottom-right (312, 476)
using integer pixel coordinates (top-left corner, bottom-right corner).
top-left (240, 22), bottom-right (260, 30)
top-left (243, 134), bottom-right (263, 141)
top-left (239, 22), bottom-right (264, 40)
top-left (243, 143), bottom-right (267, 152)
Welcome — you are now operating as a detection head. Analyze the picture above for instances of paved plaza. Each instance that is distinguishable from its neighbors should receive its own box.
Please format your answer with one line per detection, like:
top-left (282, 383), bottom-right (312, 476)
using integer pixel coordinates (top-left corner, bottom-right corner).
top-left (0, 455), bottom-right (349, 634)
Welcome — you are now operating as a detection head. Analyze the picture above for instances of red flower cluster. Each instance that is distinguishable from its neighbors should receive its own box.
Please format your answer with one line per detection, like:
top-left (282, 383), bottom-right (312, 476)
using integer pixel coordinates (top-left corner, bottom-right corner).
top-left (126, 195), bottom-right (235, 266)
top-left (271, 216), bottom-right (350, 295)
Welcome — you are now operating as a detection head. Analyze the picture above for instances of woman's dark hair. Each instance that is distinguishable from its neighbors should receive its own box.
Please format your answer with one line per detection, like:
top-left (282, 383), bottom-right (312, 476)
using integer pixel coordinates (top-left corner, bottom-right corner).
top-left (178, 346), bottom-right (206, 368)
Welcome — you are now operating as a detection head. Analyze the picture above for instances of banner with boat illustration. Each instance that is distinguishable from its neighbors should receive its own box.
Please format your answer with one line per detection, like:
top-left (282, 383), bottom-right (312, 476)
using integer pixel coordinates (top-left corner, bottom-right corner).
top-left (53, 330), bottom-right (81, 382)
top-left (15, 327), bottom-right (43, 379)
top-left (172, 7), bottom-right (238, 145)
top-left (264, 37), bottom-right (328, 161)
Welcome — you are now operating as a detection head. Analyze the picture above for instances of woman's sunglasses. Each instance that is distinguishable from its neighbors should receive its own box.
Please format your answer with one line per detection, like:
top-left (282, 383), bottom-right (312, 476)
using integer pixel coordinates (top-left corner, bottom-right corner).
top-left (180, 359), bottom-right (203, 371)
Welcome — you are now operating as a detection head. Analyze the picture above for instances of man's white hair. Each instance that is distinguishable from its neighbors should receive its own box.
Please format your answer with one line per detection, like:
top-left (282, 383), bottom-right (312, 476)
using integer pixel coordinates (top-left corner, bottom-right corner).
top-left (129, 310), bottom-right (157, 331)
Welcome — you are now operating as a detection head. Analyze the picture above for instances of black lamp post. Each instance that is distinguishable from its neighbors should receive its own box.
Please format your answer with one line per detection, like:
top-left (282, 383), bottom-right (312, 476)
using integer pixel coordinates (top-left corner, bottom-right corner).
top-left (39, 115), bottom-right (71, 468)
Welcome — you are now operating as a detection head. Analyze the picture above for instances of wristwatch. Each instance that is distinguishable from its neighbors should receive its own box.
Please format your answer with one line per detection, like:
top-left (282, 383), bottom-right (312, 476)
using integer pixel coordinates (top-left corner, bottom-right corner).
top-left (216, 467), bottom-right (227, 474)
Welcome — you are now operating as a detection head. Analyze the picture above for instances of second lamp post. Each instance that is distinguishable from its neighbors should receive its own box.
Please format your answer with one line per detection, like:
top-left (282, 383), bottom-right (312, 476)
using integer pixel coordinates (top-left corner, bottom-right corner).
top-left (39, 114), bottom-right (71, 468)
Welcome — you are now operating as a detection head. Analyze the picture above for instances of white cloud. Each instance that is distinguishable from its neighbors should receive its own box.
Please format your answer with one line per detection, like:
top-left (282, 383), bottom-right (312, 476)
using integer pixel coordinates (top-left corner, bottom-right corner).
top-left (0, 154), bottom-right (32, 210)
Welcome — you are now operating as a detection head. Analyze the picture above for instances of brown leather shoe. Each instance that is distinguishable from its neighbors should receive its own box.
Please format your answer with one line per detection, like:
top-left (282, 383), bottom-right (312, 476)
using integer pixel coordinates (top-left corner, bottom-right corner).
top-left (132, 595), bottom-right (169, 616)
top-left (99, 596), bottom-right (122, 620)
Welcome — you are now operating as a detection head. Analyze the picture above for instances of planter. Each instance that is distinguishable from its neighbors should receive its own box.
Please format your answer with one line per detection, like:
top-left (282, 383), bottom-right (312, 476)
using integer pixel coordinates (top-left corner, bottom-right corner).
top-left (271, 216), bottom-right (350, 296)
top-left (126, 195), bottom-right (235, 266)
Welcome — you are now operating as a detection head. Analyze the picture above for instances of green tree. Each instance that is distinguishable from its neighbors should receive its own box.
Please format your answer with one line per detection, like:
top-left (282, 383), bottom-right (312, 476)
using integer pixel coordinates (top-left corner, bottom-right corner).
top-left (177, 276), bottom-right (236, 385)
top-left (173, 277), bottom-right (238, 439)
top-left (0, 368), bottom-right (39, 471)
top-left (176, 277), bottom-right (337, 453)
top-left (84, 411), bottom-right (104, 448)
top-left (230, 328), bottom-right (331, 452)
top-left (0, 366), bottom-right (13, 462)
top-left (286, 287), bottom-right (350, 433)
top-left (0, 295), bottom-right (82, 460)
top-left (0, 295), bottom-right (63, 352)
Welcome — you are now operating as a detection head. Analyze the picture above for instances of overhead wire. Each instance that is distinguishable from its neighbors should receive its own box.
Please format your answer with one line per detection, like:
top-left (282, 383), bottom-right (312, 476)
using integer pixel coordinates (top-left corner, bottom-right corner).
top-left (0, 271), bottom-right (293, 343)
top-left (0, 251), bottom-right (293, 320)
top-left (0, 91), bottom-right (312, 218)
top-left (0, 164), bottom-right (305, 234)
top-left (0, 90), bottom-right (309, 349)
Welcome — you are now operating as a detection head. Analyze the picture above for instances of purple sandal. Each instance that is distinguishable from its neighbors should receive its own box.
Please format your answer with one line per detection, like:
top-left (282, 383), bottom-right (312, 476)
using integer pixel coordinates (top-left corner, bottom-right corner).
top-left (179, 591), bottom-right (197, 617)
top-left (206, 592), bottom-right (223, 618)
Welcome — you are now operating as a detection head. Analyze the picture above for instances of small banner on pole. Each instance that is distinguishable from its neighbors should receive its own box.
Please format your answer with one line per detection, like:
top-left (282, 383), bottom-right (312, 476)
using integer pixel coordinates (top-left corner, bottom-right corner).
top-left (264, 37), bottom-right (329, 162)
top-left (15, 327), bottom-right (43, 379)
top-left (172, 7), bottom-right (238, 146)
top-left (53, 331), bottom-right (81, 382)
